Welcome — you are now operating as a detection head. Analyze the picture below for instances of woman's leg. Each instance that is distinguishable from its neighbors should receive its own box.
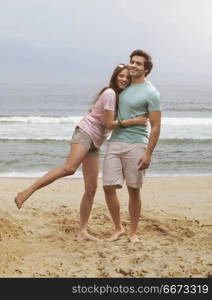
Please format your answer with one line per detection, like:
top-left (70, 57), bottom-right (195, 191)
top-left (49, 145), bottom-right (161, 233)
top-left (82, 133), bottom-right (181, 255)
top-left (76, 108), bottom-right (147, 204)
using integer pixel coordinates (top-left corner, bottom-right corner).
top-left (15, 143), bottom-right (88, 209)
top-left (77, 154), bottom-right (99, 241)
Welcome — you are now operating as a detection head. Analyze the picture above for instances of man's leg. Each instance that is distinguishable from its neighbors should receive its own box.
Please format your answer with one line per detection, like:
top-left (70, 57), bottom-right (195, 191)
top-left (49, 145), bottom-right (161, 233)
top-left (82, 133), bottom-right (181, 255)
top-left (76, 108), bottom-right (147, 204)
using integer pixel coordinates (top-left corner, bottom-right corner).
top-left (103, 186), bottom-right (125, 241)
top-left (102, 142), bottom-right (125, 241)
top-left (78, 154), bottom-right (100, 241)
top-left (122, 143), bottom-right (146, 243)
top-left (127, 186), bottom-right (142, 243)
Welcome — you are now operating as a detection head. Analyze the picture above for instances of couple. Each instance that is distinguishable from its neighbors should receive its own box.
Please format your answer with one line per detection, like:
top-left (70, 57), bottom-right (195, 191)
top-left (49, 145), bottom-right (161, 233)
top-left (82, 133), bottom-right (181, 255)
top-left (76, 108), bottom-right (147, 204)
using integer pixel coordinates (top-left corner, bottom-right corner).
top-left (15, 49), bottom-right (161, 243)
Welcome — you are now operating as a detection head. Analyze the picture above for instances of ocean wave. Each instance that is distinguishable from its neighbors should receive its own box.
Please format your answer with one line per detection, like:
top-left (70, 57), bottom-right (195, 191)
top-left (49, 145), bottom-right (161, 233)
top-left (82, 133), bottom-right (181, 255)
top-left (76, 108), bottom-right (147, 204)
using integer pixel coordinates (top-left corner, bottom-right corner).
top-left (1, 116), bottom-right (212, 126)
top-left (146, 173), bottom-right (212, 177)
top-left (162, 117), bottom-right (212, 126)
top-left (0, 116), bottom-right (83, 124)
top-left (164, 107), bottom-right (212, 112)
top-left (158, 138), bottom-right (212, 143)
top-left (1, 137), bottom-right (212, 142)
top-left (0, 137), bottom-right (70, 142)
top-left (1, 117), bottom-right (212, 140)
top-left (0, 171), bottom-right (211, 178)
top-left (0, 170), bottom-right (85, 178)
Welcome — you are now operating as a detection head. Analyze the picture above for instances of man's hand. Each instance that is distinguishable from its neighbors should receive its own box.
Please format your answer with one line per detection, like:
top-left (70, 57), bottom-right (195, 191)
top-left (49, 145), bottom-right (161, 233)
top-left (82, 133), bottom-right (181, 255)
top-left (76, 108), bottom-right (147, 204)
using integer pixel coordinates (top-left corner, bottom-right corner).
top-left (137, 111), bottom-right (161, 171)
top-left (137, 152), bottom-right (151, 170)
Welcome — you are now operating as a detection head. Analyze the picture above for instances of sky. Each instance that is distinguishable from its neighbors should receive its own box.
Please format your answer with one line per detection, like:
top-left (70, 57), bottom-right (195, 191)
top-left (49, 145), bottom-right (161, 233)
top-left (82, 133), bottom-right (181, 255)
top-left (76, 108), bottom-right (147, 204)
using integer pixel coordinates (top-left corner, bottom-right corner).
top-left (0, 0), bottom-right (212, 85)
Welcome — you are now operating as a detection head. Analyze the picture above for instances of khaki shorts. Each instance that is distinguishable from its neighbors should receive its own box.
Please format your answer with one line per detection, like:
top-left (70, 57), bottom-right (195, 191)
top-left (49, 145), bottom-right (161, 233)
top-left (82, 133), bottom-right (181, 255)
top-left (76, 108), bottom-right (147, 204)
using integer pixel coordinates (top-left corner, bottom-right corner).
top-left (70, 127), bottom-right (99, 157)
top-left (103, 141), bottom-right (146, 188)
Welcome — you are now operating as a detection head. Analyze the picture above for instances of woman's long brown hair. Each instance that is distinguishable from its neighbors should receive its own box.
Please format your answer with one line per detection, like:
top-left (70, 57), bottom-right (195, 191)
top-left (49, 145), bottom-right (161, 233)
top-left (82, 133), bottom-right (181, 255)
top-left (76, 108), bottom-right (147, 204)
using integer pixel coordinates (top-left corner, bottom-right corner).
top-left (91, 64), bottom-right (130, 116)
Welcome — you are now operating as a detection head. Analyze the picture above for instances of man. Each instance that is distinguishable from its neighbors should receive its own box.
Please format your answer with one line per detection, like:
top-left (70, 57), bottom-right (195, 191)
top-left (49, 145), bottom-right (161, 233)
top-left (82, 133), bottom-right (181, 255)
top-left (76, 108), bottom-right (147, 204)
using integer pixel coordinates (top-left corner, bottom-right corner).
top-left (103, 49), bottom-right (161, 243)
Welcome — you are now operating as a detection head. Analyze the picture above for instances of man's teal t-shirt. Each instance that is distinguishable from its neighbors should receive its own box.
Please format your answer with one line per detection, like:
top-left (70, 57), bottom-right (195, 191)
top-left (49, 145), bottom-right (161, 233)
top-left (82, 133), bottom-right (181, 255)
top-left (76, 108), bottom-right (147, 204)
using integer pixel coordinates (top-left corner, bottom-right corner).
top-left (110, 81), bottom-right (161, 144)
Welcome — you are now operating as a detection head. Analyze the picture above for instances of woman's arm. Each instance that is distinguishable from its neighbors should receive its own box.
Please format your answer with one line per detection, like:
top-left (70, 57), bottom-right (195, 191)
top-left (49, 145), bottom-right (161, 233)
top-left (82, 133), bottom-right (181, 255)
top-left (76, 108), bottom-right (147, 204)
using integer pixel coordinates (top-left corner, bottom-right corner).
top-left (104, 110), bottom-right (148, 130)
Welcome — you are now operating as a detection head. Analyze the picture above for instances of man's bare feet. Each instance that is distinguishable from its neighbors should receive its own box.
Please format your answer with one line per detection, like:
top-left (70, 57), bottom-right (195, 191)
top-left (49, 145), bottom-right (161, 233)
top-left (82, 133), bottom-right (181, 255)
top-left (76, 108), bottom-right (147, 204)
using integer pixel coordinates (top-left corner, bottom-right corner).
top-left (128, 234), bottom-right (141, 243)
top-left (107, 226), bottom-right (125, 241)
top-left (14, 190), bottom-right (32, 209)
top-left (77, 231), bottom-right (100, 242)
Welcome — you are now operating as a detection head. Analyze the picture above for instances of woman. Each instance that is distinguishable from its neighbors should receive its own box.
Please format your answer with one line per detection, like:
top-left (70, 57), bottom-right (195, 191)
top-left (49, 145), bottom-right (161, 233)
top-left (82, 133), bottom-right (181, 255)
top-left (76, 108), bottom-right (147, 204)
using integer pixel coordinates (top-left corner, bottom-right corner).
top-left (14, 64), bottom-right (147, 241)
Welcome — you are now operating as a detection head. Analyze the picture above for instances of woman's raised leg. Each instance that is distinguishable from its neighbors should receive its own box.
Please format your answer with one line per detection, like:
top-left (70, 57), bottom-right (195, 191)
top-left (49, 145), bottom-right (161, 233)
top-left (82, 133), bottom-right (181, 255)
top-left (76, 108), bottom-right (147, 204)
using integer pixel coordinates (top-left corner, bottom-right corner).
top-left (15, 143), bottom-right (88, 209)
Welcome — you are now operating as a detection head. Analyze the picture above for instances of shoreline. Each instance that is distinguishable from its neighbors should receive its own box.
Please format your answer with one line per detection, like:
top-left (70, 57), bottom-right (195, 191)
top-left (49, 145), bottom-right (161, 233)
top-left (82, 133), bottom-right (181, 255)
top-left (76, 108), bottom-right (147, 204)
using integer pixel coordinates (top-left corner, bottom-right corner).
top-left (1, 176), bottom-right (212, 220)
top-left (1, 173), bottom-right (212, 180)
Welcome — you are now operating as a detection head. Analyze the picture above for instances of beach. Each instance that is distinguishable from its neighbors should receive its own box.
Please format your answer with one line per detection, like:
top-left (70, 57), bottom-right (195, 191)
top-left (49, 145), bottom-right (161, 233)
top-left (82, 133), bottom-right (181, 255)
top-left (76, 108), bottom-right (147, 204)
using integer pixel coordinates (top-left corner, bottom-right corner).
top-left (0, 176), bottom-right (211, 278)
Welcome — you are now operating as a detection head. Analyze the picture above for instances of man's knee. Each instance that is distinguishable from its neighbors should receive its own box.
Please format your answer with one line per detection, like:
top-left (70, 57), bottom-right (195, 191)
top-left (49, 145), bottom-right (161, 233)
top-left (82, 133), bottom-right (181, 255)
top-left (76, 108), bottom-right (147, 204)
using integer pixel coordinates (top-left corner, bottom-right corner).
top-left (103, 185), bottom-right (119, 194)
top-left (127, 186), bottom-right (140, 197)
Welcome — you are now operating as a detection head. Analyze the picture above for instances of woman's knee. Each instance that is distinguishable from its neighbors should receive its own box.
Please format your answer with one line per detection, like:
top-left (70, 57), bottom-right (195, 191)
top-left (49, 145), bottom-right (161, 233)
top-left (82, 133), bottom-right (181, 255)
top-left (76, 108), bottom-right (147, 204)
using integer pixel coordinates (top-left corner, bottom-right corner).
top-left (63, 164), bottom-right (76, 175)
top-left (85, 185), bottom-right (97, 198)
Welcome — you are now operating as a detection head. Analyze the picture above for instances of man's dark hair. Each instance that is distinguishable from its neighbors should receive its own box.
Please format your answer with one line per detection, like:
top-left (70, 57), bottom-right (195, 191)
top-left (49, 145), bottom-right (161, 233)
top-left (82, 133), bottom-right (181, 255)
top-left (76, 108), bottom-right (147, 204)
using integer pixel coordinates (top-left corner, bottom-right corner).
top-left (130, 49), bottom-right (153, 76)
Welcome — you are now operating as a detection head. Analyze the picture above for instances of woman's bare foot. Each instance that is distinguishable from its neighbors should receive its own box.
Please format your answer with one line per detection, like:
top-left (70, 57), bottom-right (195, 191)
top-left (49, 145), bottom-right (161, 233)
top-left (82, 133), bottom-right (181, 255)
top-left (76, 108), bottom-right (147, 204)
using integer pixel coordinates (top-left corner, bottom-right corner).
top-left (14, 190), bottom-right (32, 209)
top-left (77, 231), bottom-right (100, 242)
top-left (128, 234), bottom-right (141, 243)
top-left (107, 226), bottom-right (125, 241)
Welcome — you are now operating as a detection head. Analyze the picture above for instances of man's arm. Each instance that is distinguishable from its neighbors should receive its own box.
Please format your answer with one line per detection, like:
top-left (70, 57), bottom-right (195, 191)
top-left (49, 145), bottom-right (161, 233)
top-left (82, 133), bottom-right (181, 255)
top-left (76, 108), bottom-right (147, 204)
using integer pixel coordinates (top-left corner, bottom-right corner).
top-left (137, 110), bottom-right (161, 170)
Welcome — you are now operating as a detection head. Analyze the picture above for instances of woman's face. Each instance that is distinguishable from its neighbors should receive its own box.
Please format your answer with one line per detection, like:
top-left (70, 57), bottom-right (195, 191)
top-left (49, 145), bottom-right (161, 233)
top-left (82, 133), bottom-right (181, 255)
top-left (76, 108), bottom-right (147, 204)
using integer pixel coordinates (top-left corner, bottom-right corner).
top-left (116, 68), bottom-right (130, 90)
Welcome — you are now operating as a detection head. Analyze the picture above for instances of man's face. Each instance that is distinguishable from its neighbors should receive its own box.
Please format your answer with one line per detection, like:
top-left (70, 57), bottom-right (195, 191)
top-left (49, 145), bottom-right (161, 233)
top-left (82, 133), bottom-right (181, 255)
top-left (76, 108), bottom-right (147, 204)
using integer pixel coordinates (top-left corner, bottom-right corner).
top-left (129, 55), bottom-right (147, 78)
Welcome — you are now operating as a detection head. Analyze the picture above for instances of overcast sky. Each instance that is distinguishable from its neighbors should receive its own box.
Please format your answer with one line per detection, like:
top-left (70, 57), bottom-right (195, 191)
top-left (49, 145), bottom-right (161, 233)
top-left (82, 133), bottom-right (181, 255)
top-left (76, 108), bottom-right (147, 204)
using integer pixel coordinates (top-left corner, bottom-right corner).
top-left (0, 0), bottom-right (212, 85)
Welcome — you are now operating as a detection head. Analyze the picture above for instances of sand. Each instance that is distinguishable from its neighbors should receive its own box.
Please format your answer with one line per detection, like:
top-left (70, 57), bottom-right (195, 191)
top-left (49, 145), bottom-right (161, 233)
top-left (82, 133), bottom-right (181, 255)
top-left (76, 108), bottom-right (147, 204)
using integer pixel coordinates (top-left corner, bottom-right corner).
top-left (0, 176), bottom-right (211, 278)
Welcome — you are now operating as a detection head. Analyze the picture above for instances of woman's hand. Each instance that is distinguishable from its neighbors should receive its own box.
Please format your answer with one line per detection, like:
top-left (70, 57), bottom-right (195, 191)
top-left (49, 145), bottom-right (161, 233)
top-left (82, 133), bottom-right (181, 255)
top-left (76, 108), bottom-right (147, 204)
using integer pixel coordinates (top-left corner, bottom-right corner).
top-left (134, 115), bottom-right (148, 126)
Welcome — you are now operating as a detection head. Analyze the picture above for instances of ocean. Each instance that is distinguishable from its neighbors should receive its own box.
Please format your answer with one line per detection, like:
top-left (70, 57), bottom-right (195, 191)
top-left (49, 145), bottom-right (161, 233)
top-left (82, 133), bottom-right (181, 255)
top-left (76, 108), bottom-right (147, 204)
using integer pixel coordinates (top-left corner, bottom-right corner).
top-left (0, 83), bottom-right (212, 178)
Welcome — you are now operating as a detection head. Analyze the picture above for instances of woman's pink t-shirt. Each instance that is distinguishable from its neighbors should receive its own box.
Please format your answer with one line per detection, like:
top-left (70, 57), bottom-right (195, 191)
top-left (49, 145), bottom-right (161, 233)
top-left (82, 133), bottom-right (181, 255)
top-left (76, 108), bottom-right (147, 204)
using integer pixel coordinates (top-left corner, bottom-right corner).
top-left (77, 88), bottom-right (116, 149)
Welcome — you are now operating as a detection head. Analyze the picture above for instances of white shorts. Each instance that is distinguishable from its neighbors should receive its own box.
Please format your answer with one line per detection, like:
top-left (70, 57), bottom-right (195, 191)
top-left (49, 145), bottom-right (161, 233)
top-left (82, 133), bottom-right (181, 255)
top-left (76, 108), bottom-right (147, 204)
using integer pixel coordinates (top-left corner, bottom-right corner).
top-left (103, 141), bottom-right (147, 189)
